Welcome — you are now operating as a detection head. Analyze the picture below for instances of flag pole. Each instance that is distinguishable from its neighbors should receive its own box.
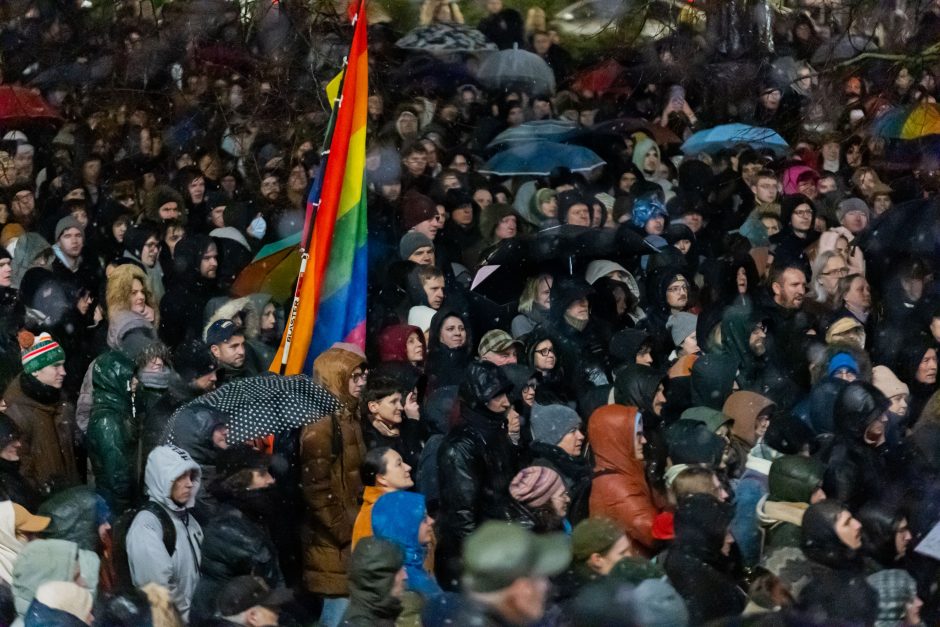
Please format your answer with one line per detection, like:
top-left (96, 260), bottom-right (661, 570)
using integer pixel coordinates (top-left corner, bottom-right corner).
top-left (277, 0), bottom-right (363, 375)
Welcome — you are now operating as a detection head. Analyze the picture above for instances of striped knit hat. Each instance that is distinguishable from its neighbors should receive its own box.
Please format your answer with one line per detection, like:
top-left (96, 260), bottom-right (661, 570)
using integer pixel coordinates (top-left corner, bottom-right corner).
top-left (21, 332), bottom-right (65, 374)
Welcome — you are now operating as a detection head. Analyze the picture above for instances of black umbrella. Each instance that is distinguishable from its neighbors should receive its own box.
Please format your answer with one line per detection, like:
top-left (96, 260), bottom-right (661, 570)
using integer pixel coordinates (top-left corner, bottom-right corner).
top-left (169, 374), bottom-right (342, 443)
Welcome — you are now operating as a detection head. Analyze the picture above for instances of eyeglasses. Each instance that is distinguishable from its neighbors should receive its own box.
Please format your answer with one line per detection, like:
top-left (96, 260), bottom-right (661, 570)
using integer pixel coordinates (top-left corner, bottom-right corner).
top-left (792, 208), bottom-right (813, 217)
top-left (534, 347), bottom-right (554, 356)
top-left (351, 370), bottom-right (368, 384)
top-left (822, 267), bottom-right (848, 277)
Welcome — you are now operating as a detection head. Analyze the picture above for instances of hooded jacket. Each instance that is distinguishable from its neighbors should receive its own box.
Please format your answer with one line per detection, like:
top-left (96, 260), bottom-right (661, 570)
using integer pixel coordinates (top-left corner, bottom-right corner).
top-left (37, 486), bottom-right (111, 593)
top-left (820, 382), bottom-right (889, 510)
top-left (159, 234), bottom-right (222, 347)
top-left (663, 494), bottom-right (746, 625)
top-left (86, 351), bottom-right (138, 515)
top-left (723, 391), bottom-right (775, 475)
top-left (11, 539), bottom-right (96, 620)
top-left (588, 404), bottom-right (659, 552)
top-left (757, 456), bottom-right (825, 553)
top-left (425, 309), bottom-right (472, 389)
top-left (372, 491), bottom-right (441, 599)
top-left (377, 324), bottom-right (425, 366)
top-left (126, 445), bottom-right (203, 620)
top-left (2, 373), bottom-right (78, 493)
top-left (300, 347), bottom-right (367, 596)
top-left (690, 353), bottom-right (738, 410)
top-left (436, 361), bottom-right (516, 588)
top-left (0, 500), bottom-right (23, 584)
top-left (164, 405), bottom-right (228, 523)
top-left (545, 277), bottom-right (610, 395)
top-left (340, 537), bottom-right (404, 627)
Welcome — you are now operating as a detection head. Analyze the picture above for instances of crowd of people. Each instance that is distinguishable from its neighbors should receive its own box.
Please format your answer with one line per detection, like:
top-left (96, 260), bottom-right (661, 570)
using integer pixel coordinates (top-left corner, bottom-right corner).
top-left (0, 0), bottom-right (939, 625)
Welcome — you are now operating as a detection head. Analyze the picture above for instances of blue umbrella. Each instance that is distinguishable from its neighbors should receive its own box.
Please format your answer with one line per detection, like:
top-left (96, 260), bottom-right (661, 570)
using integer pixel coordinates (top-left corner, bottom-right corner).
top-left (487, 120), bottom-right (583, 148)
top-left (480, 140), bottom-right (605, 176)
top-left (680, 123), bottom-right (790, 156)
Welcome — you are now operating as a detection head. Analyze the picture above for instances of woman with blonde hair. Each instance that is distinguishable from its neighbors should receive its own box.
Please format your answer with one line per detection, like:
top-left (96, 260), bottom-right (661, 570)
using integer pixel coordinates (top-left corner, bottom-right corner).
top-left (105, 263), bottom-right (158, 350)
top-left (419, 0), bottom-right (464, 25)
top-left (525, 6), bottom-right (547, 37)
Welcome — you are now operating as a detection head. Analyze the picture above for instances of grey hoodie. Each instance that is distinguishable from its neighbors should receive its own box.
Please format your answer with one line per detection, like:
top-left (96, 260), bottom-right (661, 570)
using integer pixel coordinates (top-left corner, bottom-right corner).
top-left (127, 445), bottom-right (203, 620)
top-left (11, 538), bottom-right (97, 624)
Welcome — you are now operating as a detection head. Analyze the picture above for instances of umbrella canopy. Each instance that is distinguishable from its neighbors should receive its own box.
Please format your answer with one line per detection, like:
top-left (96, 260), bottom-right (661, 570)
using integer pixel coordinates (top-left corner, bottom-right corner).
top-left (392, 55), bottom-right (478, 98)
top-left (0, 85), bottom-right (61, 126)
top-left (170, 374), bottom-right (341, 443)
top-left (396, 22), bottom-right (497, 53)
top-left (811, 33), bottom-right (878, 64)
top-left (231, 232), bottom-right (301, 301)
top-left (591, 117), bottom-right (682, 146)
top-left (487, 119), bottom-right (582, 148)
top-left (571, 59), bottom-right (630, 95)
top-left (481, 140), bottom-right (605, 176)
top-left (870, 102), bottom-right (940, 140)
top-left (680, 123), bottom-right (790, 156)
top-left (477, 47), bottom-right (556, 95)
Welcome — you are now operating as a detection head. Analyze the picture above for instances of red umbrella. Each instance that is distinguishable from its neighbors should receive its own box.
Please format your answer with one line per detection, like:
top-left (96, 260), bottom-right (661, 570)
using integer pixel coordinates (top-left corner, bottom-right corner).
top-left (572, 59), bottom-right (629, 95)
top-left (0, 85), bottom-right (61, 126)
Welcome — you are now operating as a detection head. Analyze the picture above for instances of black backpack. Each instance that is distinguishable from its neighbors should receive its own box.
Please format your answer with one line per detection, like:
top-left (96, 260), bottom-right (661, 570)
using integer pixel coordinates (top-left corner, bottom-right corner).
top-left (111, 501), bottom-right (177, 590)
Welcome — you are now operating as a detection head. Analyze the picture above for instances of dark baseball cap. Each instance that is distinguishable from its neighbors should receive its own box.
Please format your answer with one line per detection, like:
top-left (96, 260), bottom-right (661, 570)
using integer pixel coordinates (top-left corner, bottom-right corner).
top-left (205, 319), bottom-right (242, 346)
top-left (217, 576), bottom-right (292, 616)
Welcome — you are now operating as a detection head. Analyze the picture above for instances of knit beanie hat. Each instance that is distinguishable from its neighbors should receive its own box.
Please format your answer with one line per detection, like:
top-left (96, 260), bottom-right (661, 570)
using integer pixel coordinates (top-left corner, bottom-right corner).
top-left (872, 365), bottom-right (908, 399)
top-left (509, 466), bottom-right (565, 508)
top-left (666, 312), bottom-right (698, 347)
top-left (632, 579), bottom-right (689, 627)
top-left (399, 232), bottom-right (434, 261)
top-left (54, 216), bottom-right (83, 242)
top-left (827, 351), bottom-right (859, 377)
top-left (21, 332), bottom-right (65, 374)
top-left (837, 197), bottom-right (871, 222)
top-left (631, 195), bottom-right (668, 228)
top-left (867, 569), bottom-right (918, 627)
top-left (0, 245), bottom-right (10, 262)
top-left (172, 340), bottom-right (218, 382)
top-left (571, 517), bottom-right (623, 562)
top-left (401, 191), bottom-right (438, 230)
top-left (34, 581), bottom-right (93, 623)
top-left (529, 402), bottom-right (581, 446)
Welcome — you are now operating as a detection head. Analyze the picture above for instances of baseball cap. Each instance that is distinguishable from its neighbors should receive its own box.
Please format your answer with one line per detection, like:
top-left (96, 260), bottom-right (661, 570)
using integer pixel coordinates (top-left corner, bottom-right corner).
top-left (477, 329), bottom-right (522, 358)
top-left (13, 503), bottom-right (50, 533)
top-left (462, 522), bottom-right (571, 593)
top-left (205, 319), bottom-right (241, 346)
top-left (217, 576), bottom-right (292, 616)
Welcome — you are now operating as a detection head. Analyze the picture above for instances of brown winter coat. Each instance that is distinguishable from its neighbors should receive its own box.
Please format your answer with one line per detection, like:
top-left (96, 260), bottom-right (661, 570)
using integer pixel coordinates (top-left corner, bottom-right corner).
top-left (588, 404), bottom-right (660, 553)
top-left (2, 374), bottom-right (78, 491)
top-left (300, 347), bottom-right (367, 596)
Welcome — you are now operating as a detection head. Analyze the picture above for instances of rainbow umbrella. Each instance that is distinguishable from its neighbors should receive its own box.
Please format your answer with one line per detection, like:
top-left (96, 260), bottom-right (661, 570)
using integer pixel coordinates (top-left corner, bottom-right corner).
top-left (231, 232), bottom-right (301, 301)
top-left (870, 102), bottom-right (940, 139)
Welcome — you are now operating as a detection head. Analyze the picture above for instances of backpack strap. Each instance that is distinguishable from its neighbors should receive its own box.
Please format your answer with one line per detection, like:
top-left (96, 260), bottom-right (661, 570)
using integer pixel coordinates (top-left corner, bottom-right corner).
top-left (142, 501), bottom-right (177, 556)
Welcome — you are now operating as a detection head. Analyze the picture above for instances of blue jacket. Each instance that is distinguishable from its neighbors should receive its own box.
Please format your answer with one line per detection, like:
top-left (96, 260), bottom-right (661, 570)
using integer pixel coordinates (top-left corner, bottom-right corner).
top-left (371, 491), bottom-right (442, 599)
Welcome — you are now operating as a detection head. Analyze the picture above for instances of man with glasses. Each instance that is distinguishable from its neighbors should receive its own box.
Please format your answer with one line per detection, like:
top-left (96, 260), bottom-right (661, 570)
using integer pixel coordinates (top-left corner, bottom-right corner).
top-left (123, 223), bottom-right (165, 303)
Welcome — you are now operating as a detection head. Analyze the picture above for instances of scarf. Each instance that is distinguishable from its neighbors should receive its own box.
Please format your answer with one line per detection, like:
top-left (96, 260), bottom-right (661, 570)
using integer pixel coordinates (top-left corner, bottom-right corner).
top-left (564, 312), bottom-right (588, 331)
top-left (371, 420), bottom-right (401, 438)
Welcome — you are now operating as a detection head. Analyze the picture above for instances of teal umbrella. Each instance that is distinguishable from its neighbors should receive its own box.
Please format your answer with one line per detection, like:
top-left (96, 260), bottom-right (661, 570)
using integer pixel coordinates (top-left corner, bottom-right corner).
top-left (480, 140), bottom-right (605, 176)
top-left (680, 123), bottom-right (790, 156)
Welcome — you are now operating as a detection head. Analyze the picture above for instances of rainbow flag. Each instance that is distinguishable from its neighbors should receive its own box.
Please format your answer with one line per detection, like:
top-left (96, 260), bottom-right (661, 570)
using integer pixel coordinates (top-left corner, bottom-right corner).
top-left (271, 0), bottom-right (368, 375)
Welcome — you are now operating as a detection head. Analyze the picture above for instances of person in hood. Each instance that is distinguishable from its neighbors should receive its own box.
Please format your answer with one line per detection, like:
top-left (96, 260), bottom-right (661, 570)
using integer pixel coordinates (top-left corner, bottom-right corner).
top-left (12, 537), bottom-right (94, 621)
top-left (0, 413), bottom-right (40, 511)
top-left (436, 361), bottom-right (517, 590)
top-left (718, 302), bottom-right (791, 404)
top-left (3, 332), bottom-right (78, 493)
top-left (127, 445), bottom-right (203, 620)
top-left (819, 381), bottom-right (890, 510)
top-left (588, 404), bottom-right (660, 555)
top-left (376, 324), bottom-right (425, 370)
top-left (163, 405), bottom-right (229, 523)
top-left (339, 537), bottom-right (405, 627)
top-left (86, 351), bottom-right (139, 515)
top-left (424, 309), bottom-right (472, 389)
top-left (757, 456), bottom-right (826, 559)
top-left (866, 569), bottom-right (923, 627)
top-left (300, 345), bottom-right (367, 623)
top-left (770, 194), bottom-right (819, 270)
top-left (371, 490), bottom-right (441, 622)
top-left (765, 500), bottom-right (865, 599)
top-left (544, 276), bottom-right (609, 396)
top-left (894, 336), bottom-right (938, 423)
top-left (122, 223), bottom-right (165, 305)
top-left (159, 234), bottom-right (222, 348)
top-left (663, 493), bottom-right (746, 625)
top-left (23, 580), bottom-right (93, 627)
top-left (189, 447), bottom-right (283, 625)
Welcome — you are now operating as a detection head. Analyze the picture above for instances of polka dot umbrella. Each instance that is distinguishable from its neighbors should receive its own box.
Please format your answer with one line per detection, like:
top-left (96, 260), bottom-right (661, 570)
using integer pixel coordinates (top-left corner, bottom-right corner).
top-left (169, 374), bottom-right (342, 444)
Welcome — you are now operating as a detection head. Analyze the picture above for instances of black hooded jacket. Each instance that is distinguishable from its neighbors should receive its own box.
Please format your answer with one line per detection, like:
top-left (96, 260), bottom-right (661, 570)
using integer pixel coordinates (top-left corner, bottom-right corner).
top-left (341, 537), bottom-right (404, 626)
top-left (819, 382), bottom-right (890, 511)
top-left (436, 361), bottom-right (517, 589)
top-left (424, 308), bottom-right (473, 390)
top-left (663, 494), bottom-right (746, 625)
top-left (159, 234), bottom-right (223, 348)
top-left (543, 277), bottom-right (610, 395)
